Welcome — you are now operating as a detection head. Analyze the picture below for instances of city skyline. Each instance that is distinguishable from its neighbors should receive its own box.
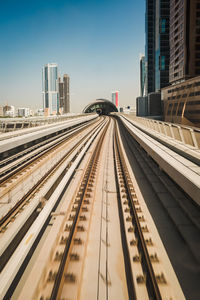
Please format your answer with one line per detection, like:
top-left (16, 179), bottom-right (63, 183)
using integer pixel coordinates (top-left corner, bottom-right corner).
top-left (0, 0), bottom-right (145, 112)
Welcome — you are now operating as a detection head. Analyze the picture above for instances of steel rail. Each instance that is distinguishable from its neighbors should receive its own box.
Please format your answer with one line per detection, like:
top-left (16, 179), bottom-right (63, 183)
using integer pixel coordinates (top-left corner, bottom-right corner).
top-left (114, 121), bottom-right (162, 300)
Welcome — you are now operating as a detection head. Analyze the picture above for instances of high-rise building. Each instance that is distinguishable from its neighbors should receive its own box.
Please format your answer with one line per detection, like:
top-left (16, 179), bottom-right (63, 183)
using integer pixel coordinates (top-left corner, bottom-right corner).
top-left (140, 55), bottom-right (146, 97)
top-left (58, 74), bottom-right (70, 114)
top-left (162, 1), bottom-right (200, 127)
top-left (111, 91), bottom-right (119, 108)
top-left (169, 0), bottom-right (200, 83)
top-left (155, 0), bottom-right (170, 91)
top-left (145, 0), bottom-right (156, 94)
top-left (145, 0), bottom-right (170, 94)
top-left (58, 77), bottom-right (64, 114)
top-left (42, 63), bottom-right (59, 116)
top-left (63, 74), bottom-right (70, 113)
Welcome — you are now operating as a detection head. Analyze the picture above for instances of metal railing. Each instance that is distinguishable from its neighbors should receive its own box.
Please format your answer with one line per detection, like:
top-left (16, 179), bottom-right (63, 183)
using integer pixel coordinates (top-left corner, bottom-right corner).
top-left (122, 114), bottom-right (200, 149)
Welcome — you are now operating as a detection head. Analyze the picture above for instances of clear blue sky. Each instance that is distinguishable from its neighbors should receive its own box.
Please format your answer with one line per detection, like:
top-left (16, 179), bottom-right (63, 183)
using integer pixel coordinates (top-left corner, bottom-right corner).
top-left (0, 0), bottom-right (145, 112)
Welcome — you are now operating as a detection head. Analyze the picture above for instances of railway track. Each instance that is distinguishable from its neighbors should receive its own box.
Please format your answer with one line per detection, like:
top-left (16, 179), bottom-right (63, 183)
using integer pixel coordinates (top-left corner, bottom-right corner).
top-left (0, 117), bottom-right (106, 274)
top-left (0, 116), bottom-right (195, 299)
top-left (48, 116), bottom-right (109, 300)
top-left (114, 121), bottom-right (162, 300)
top-left (0, 117), bottom-right (103, 227)
top-left (117, 117), bottom-right (200, 300)
top-left (0, 117), bottom-right (109, 299)
top-left (0, 117), bottom-right (98, 183)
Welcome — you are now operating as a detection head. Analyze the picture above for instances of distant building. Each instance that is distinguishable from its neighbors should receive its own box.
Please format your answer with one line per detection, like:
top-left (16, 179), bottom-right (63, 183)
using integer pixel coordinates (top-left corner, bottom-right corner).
top-left (58, 74), bottom-right (70, 114)
top-left (42, 63), bottom-right (59, 116)
top-left (35, 108), bottom-right (44, 116)
top-left (136, 96), bottom-right (148, 116)
top-left (0, 106), bottom-right (3, 117)
top-left (63, 74), bottom-right (70, 113)
top-left (18, 108), bottom-right (30, 117)
top-left (58, 77), bottom-right (64, 114)
top-left (3, 105), bottom-right (15, 117)
top-left (111, 91), bottom-right (119, 108)
top-left (122, 106), bottom-right (136, 114)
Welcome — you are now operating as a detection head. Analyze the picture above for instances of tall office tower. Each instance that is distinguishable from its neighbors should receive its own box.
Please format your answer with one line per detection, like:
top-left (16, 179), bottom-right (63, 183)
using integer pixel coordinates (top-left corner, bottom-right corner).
top-left (63, 74), bottom-right (70, 113)
top-left (140, 55), bottom-right (146, 97)
top-left (145, 0), bottom-right (156, 94)
top-left (111, 91), bottom-right (119, 108)
top-left (145, 0), bottom-right (170, 94)
top-left (155, 0), bottom-right (170, 90)
top-left (169, 0), bottom-right (200, 83)
top-left (58, 77), bottom-right (64, 114)
top-left (42, 63), bottom-right (59, 116)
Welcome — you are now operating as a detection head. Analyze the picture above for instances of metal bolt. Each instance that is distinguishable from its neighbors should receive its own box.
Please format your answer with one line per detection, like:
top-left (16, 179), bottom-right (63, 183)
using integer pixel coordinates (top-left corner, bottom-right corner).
top-left (74, 238), bottom-right (82, 245)
top-left (80, 215), bottom-right (87, 221)
top-left (65, 224), bottom-right (72, 231)
top-left (82, 206), bottom-right (88, 212)
top-left (156, 273), bottom-right (167, 284)
top-left (130, 239), bottom-right (137, 246)
top-left (64, 273), bottom-right (76, 283)
top-left (126, 216), bottom-right (132, 222)
top-left (136, 275), bottom-right (146, 284)
top-left (70, 253), bottom-right (80, 261)
top-left (77, 225), bottom-right (84, 231)
top-left (141, 225), bottom-right (149, 232)
top-left (124, 207), bottom-right (130, 213)
top-left (128, 226), bottom-right (134, 232)
top-left (133, 255), bottom-right (141, 262)
top-left (145, 238), bottom-right (153, 246)
top-left (150, 253), bottom-right (159, 262)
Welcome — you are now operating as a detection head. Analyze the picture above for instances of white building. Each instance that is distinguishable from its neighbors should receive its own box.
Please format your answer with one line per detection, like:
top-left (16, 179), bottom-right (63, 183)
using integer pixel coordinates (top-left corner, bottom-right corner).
top-left (35, 108), bottom-right (44, 116)
top-left (42, 63), bottom-right (59, 116)
top-left (18, 107), bottom-right (30, 117)
top-left (3, 105), bottom-right (15, 117)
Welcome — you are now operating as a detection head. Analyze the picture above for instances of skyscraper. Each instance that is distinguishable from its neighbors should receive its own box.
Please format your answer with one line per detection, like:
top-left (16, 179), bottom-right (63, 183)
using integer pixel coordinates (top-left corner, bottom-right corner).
top-left (162, 0), bottom-right (200, 127)
top-left (42, 63), bottom-right (59, 116)
top-left (58, 77), bottom-right (64, 114)
top-left (145, 0), bottom-right (155, 94)
top-left (58, 74), bottom-right (70, 114)
top-left (155, 0), bottom-right (170, 91)
top-left (63, 74), bottom-right (70, 113)
top-left (169, 0), bottom-right (200, 83)
top-left (145, 0), bottom-right (170, 94)
top-left (140, 55), bottom-right (146, 97)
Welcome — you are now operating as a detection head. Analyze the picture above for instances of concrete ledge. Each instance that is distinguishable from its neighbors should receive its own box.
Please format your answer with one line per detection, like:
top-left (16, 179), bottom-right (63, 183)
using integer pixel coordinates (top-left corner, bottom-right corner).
top-left (121, 114), bottom-right (200, 166)
top-left (120, 116), bottom-right (200, 206)
top-left (0, 115), bottom-right (98, 157)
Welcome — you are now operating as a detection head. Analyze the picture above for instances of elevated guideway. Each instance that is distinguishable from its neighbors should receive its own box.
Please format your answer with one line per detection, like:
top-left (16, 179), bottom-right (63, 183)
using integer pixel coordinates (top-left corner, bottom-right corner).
top-left (0, 115), bottom-right (199, 300)
top-left (118, 114), bottom-right (200, 206)
top-left (0, 114), bottom-right (98, 160)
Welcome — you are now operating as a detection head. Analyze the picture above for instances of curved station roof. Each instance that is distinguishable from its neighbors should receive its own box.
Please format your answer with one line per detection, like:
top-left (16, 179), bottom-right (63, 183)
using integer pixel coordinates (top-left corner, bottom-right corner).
top-left (83, 99), bottom-right (118, 115)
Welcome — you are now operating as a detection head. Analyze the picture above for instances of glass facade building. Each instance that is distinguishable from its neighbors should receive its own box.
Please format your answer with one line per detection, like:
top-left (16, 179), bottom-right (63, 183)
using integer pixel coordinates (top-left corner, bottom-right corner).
top-left (140, 55), bottom-right (146, 97)
top-left (42, 63), bottom-right (59, 115)
top-left (145, 0), bottom-right (170, 94)
top-left (169, 0), bottom-right (200, 83)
